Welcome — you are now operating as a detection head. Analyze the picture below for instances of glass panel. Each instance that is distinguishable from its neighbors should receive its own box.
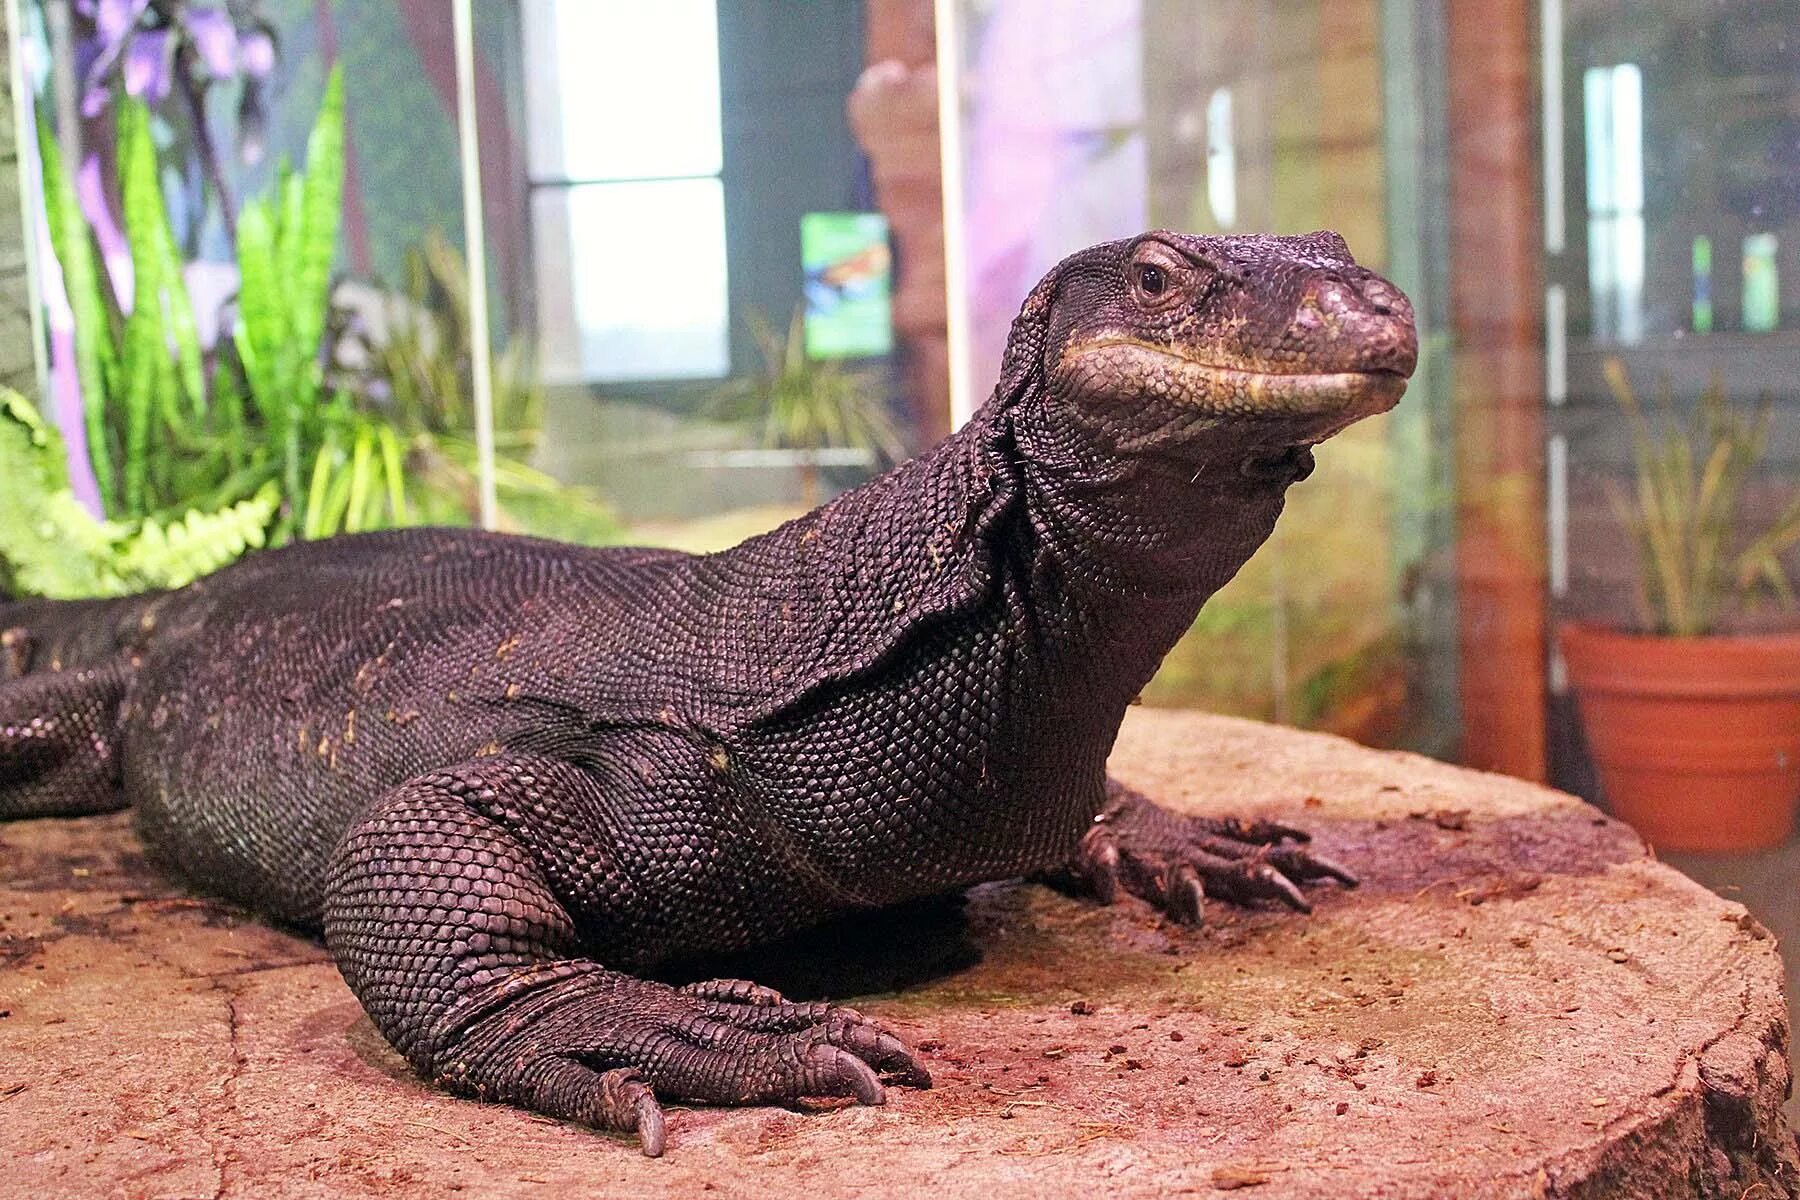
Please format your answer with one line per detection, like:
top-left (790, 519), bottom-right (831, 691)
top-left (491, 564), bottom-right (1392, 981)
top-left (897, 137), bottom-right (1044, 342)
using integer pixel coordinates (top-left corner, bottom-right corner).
top-left (532, 179), bottom-right (730, 383)
top-left (506, 0), bottom-right (913, 551)
top-left (1548, 0), bottom-right (1800, 798)
top-left (947, 0), bottom-right (1460, 755)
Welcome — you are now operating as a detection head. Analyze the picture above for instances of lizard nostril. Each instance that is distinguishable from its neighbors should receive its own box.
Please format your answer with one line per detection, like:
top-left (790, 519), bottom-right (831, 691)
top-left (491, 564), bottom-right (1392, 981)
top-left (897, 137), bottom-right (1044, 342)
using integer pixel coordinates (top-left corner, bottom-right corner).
top-left (1361, 279), bottom-right (1399, 316)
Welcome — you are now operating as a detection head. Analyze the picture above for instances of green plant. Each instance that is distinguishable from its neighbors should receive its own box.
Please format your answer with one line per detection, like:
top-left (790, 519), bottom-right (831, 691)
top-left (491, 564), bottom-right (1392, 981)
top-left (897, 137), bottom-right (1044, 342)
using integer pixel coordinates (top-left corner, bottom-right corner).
top-left (38, 67), bottom-right (366, 534)
top-left (710, 307), bottom-right (905, 507)
top-left (0, 387), bottom-right (276, 598)
top-left (355, 229), bottom-right (544, 449)
top-left (21, 68), bottom-right (622, 600)
top-left (329, 230), bottom-right (620, 544)
top-left (1603, 358), bottom-right (1800, 636)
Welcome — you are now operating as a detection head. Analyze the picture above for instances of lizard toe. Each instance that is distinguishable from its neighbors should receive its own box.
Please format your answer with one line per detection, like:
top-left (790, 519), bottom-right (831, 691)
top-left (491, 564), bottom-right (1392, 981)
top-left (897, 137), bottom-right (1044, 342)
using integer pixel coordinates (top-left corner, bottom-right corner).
top-left (676, 983), bottom-right (932, 1089)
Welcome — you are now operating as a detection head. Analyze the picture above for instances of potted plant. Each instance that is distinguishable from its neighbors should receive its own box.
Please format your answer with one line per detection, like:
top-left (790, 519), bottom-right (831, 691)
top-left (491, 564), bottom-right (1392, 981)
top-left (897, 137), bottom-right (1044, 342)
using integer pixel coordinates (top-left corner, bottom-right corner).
top-left (1560, 360), bottom-right (1800, 851)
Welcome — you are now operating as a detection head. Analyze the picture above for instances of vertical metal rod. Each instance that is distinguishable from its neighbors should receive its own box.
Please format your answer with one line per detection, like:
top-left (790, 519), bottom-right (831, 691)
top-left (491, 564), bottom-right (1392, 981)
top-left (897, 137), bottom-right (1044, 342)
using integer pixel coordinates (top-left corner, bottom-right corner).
top-left (8, 0), bottom-right (48, 406)
top-left (1545, 283), bottom-right (1566, 406)
top-left (452, 0), bottom-right (497, 529)
top-left (1546, 433), bottom-right (1568, 601)
top-left (933, 0), bottom-right (973, 428)
top-left (1540, 0), bottom-right (1565, 256)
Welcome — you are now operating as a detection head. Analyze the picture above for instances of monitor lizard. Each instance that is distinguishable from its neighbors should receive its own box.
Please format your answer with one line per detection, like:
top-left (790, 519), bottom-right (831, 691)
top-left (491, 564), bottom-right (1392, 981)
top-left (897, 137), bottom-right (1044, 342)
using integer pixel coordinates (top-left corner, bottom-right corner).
top-left (0, 230), bottom-right (1417, 1155)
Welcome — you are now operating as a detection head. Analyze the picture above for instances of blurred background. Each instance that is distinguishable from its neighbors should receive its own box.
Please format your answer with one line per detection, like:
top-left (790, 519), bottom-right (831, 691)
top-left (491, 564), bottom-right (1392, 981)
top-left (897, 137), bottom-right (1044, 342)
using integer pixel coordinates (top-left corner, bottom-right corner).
top-left (2, 0), bottom-right (1798, 873)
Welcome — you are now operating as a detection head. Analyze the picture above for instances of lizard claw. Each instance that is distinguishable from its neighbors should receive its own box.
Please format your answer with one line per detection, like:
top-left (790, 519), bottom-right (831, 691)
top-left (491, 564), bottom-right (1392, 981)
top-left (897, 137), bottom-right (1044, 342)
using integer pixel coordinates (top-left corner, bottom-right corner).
top-left (636, 1093), bottom-right (666, 1157)
top-left (1267, 843), bottom-right (1359, 888)
top-left (1062, 786), bottom-right (1355, 925)
top-left (589, 1066), bottom-right (666, 1157)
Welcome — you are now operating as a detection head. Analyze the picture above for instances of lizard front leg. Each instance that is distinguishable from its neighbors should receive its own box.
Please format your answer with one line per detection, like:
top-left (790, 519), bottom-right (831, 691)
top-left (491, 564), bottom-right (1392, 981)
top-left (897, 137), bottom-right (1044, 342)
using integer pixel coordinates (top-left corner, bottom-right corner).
top-left (1048, 779), bottom-right (1357, 924)
top-left (323, 753), bottom-right (928, 1155)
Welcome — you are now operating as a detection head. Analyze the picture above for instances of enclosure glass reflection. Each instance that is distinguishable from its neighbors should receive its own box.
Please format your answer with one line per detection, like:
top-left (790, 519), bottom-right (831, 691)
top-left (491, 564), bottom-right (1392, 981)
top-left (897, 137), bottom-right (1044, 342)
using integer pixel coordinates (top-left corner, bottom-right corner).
top-left (946, 0), bottom-right (1460, 754)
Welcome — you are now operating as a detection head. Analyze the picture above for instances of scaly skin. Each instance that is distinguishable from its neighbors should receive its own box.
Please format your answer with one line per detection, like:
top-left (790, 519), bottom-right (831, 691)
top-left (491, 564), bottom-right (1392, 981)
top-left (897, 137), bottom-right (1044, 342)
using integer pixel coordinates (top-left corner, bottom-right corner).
top-left (0, 230), bottom-right (1416, 1154)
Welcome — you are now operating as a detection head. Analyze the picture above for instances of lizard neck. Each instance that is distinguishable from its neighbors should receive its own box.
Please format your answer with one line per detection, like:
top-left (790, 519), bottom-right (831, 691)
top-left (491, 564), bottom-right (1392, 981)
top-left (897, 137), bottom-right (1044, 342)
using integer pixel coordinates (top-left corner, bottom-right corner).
top-left (990, 392), bottom-right (1289, 719)
top-left (709, 395), bottom-right (1289, 900)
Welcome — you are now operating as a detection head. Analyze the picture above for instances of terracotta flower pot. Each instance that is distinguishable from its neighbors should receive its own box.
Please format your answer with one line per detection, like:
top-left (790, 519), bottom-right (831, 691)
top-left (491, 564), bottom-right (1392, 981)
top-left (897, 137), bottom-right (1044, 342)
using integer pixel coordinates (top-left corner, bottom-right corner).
top-left (1560, 623), bottom-right (1800, 852)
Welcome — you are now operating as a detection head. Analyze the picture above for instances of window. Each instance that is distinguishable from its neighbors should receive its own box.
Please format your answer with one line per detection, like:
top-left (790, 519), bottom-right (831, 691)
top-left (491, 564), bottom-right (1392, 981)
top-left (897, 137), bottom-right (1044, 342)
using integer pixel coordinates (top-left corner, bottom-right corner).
top-left (1582, 62), bottom-right (1644, 344)
top-left (522, 0), bottom-right (729, 383)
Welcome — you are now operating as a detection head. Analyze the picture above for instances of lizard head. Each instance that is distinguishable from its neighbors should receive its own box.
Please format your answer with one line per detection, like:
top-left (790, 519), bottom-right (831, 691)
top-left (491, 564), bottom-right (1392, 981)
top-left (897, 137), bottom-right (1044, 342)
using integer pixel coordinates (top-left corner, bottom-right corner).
top-left (1001, 230), bottom-right (1417, 485)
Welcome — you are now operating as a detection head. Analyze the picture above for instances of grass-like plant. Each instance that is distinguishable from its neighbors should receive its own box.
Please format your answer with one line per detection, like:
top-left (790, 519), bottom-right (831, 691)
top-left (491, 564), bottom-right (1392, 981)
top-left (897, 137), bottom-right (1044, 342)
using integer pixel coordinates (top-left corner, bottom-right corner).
top-left (23, 67), bottom-right (622, 589)
top-left (1603, 358), bottom-right (1800, 636)
top-left (39, 67), bottom-right (362, 533)
top-left (710, 307), bottom-right (905, 508)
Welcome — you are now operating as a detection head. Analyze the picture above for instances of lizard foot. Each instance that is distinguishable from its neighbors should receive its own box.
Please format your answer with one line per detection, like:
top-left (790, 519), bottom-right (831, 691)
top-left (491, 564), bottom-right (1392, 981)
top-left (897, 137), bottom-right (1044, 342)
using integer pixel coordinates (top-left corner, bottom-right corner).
top-left (440, 969), bottom-right (931, 1156)
top-left (1062, 783), bottom-right (1357, 924)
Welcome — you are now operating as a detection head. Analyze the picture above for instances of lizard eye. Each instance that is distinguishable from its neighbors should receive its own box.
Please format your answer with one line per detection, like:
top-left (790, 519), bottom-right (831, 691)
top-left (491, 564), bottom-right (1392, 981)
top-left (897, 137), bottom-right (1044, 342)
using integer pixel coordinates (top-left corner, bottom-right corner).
top-left (1129, 252), bottom-right (1188, 309)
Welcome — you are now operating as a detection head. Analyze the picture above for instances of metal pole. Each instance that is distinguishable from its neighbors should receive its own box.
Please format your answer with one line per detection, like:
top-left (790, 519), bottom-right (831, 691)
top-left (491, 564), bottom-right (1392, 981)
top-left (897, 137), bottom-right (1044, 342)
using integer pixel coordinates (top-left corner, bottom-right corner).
top-left (452, 0), bottom-right (497, 529)
top-left (933, 0), bottom-right (973, 428)
top-left (8, 0), bottom-right (49, 406)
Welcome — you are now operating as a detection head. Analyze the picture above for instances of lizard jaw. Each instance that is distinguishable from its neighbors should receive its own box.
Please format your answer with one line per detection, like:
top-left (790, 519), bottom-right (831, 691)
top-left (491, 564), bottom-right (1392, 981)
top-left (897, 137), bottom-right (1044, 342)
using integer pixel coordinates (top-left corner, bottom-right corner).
top-left (1056, 338), bottom-right (1410, 434)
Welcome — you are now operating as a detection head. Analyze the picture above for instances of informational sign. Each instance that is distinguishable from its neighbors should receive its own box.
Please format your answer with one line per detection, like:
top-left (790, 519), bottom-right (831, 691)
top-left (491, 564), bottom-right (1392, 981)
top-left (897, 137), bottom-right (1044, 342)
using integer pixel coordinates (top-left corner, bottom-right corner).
top-left (801, 212), bottom-right (893, 359)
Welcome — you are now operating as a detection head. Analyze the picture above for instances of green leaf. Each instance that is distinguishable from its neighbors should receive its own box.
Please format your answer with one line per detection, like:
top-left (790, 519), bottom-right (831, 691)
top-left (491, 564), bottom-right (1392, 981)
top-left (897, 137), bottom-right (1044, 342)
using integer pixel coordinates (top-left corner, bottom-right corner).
top-left (37, 114), bottom-right (119, 513)
top-left (1606, 357), bottom-right (1799, 633)
top-left (234, 198), bottom-right (286, 422)
top-left (378, 425), bottom-right (408, 523)
top-left (113, 483), bottom-right (278, 589)
top-left (0, 389), bottom-right (278, 597)
top-left (292, 66), bottom-right (345, 359)
top-left (118, 101), bottom-right (172, 516)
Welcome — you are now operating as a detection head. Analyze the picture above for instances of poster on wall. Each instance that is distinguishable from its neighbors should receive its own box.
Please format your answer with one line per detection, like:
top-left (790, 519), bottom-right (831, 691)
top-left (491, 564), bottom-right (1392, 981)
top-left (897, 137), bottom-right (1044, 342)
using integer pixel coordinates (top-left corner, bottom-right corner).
top-left (801, 212), bottom-right (894, 358)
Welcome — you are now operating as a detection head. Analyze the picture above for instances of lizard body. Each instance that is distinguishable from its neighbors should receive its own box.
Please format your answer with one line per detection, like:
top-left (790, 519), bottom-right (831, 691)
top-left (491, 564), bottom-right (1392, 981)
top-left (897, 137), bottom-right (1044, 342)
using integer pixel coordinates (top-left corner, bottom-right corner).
top-left (0, 230), bottom-right (1415, 1153)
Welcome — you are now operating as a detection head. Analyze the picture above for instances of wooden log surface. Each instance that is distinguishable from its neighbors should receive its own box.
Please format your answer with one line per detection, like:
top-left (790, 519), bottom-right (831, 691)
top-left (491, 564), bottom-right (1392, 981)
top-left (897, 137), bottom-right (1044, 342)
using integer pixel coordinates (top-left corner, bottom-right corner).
top-left (1, 709), bottom-right (1794, 1198)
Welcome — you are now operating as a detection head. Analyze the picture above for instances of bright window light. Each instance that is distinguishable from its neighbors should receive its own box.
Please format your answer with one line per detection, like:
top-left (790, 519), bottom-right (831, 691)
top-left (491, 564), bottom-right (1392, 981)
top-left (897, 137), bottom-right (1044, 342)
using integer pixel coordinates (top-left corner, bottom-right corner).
top-left (1206, 87), bottom-right (1236, 230)
top-left (1582, 62), bottom-right (1644, 343)
top-left (533, 180), bottom-right (730, 383)
top-left (524, 0), bottom-right (722, 182)
top-left (523, 0), bottom-right (729, 382)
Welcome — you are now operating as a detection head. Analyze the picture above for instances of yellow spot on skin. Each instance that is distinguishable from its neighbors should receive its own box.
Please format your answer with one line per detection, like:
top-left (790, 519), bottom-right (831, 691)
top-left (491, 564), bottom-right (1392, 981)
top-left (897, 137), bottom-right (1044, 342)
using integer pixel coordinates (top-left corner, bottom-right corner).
top-left (504, 683), bottom-right (521, 700)
top-left (494, 637), bottom-right (520, 660)
top-left (386, 708), bottom-right (420, 726)
top-left (708, 748), bottom-right (731, 773)
top-left (476, 741), bottom-right (502, 758)
top-left (344, 709), bottom-right (357, 744)
top-left (297, 725), bottom-right (309, 752)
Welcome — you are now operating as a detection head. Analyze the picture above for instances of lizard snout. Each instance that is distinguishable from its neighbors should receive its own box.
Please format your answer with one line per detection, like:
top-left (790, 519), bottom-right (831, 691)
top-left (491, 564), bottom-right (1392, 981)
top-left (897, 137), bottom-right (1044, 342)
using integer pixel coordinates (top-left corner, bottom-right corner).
top-left (1297, 274), bottom-right (1419, 379)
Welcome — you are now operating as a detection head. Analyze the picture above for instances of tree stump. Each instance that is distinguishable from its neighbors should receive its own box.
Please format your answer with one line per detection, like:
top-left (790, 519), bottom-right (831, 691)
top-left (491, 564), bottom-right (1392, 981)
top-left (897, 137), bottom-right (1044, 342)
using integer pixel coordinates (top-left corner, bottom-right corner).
top-left (1, 710), bottom-right (1794, 1198)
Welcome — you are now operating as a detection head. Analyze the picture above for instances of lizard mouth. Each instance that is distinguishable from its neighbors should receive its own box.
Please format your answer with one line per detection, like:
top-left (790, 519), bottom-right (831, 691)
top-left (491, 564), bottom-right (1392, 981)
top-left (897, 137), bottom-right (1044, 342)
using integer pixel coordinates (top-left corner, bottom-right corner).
top-left (1058, 338), bottom-right (1412, 433)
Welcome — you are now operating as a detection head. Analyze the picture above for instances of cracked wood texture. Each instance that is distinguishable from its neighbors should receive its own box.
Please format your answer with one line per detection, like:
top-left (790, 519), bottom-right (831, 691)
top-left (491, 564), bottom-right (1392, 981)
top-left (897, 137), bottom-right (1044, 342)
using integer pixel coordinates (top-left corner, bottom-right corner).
top-left (1, 709), bottom-right (1794, 1198)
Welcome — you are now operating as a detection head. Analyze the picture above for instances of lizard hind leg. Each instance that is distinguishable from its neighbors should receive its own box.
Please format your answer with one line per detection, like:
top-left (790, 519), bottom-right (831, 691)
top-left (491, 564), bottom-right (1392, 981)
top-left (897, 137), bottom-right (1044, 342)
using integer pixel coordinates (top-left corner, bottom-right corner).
top-left (0, 658), bottom-right (133, 819)
top-left (324, 753), bottom-right (930, 1156)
